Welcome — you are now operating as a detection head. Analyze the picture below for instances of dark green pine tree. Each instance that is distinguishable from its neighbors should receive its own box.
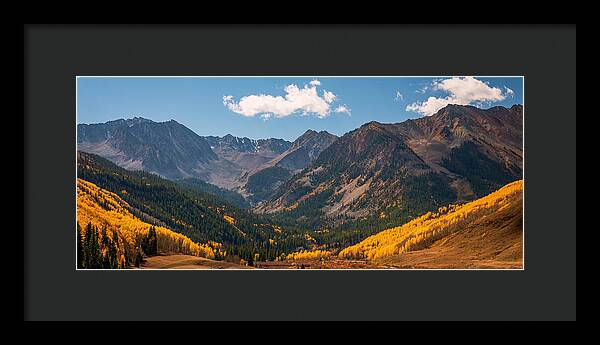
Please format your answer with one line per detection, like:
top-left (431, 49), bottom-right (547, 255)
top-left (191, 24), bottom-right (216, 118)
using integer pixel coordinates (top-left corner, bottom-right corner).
top-left (83, 222), bottom-right (102, 269)
top-left (141, 226), bottom-right (158, 256)
top-left (77, 223), bottom-right (84, 269)
top-left (83, 222), bottom-right (94, 268)
top-left (92, 226), bottom-right (101, 268)
top-left (108, 232), bottom-right (119, 268)
top-left (147, 226), bottom-right (157, 255)
top-left (101, 225), bottom-right (110, 268)
top-left (134, 245), bottom-right (143, 268)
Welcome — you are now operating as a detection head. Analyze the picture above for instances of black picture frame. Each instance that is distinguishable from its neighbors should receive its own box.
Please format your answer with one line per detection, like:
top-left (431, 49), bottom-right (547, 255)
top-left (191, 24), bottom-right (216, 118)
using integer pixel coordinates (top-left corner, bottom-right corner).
top-left (23, 24), bottom-right (576, 322)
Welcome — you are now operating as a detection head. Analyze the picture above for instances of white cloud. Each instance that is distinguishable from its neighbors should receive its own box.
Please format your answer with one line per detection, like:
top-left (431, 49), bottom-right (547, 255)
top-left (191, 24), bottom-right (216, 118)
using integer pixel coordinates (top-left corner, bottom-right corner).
top-left (505, 86), bottom-right (514, 97)
top-left (406, 77), bottom-right (509, 116)
top-left (323, 90), bottom-right (336, 103)
top-left (223, 82), bottom-right (338, 119)
top-left (334, 105), bottom-right (351, 115)
top-left (406, 96), bottom-right (454, 116)
top-left (395, 91), bottom-right (404, 101)
top-left (416, 86), bottom-right (428, 94)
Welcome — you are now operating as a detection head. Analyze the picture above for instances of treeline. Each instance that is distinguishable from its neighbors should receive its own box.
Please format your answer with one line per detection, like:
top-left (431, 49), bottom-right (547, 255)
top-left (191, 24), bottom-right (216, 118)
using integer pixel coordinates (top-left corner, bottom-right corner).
top-left (175, 177), bottom-right (250, 209)
top-left (244, 166), bottom-right (291, 203)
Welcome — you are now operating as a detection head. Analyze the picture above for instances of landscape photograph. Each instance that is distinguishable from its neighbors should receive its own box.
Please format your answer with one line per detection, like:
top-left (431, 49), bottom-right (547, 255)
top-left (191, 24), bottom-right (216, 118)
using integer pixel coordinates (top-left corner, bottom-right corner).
top-left (76, 76), bottom-right (524, 270)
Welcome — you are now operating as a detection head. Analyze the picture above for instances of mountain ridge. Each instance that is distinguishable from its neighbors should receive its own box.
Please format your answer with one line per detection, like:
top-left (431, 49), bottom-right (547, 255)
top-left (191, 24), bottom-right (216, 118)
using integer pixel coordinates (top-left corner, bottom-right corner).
top-left (77, 104), bottom-right (522, 215)
top-left (239, 129), bottom-right (338, 202)
top-left (255, 104), bottom-right (523, 228)
top-left (77, 117), bottom-right (228, 181)
top-left (77, 117), bottom-right (335, 199)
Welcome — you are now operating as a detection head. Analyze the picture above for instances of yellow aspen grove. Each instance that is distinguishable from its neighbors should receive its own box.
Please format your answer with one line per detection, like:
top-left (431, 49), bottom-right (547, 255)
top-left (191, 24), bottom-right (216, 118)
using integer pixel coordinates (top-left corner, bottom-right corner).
top-left (339, 180), bottom-right (523, 260)
top-left (286, 249), bottom-right (332, 261)
top-left (223, 215), bottom-right (235, 225)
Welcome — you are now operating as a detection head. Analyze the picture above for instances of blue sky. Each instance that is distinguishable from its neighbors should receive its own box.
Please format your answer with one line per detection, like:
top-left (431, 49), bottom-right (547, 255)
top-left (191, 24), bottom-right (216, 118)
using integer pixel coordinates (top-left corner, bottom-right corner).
top-left (77, 76), bottom-right (523, 141)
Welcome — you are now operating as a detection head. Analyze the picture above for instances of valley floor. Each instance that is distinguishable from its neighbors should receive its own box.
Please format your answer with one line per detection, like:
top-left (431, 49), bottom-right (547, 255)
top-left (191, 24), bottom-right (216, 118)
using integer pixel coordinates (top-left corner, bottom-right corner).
top-left (255, 259), bottom-right (390, 269)
top-left (140, 254), bottom-right (253, 269)
top-left (139, 254), bottom-right (390, 269)
top-left (139, 247), bottom-right (521, 269)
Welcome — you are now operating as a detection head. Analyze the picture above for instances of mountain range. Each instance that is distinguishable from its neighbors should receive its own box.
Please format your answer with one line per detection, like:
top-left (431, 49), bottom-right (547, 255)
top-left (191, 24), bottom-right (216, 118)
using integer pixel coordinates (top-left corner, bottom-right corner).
top-left (77, 118), bottom-right (338, 202)
top-left (78, 104), bottom-right (522, 226)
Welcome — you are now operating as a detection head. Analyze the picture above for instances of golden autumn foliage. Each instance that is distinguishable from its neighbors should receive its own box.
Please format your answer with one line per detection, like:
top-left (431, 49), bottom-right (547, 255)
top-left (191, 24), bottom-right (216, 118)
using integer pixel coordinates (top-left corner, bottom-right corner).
top-left (77, 178), bottom-right (217, 266)
top-left (286, 249), bottom-right (333, 260)
top-left (223, 214), bottom-right (236, 225)
top-left (304, 233), bottom-right (316, 243)
top-left (339, 180), bottom-right (523, 260)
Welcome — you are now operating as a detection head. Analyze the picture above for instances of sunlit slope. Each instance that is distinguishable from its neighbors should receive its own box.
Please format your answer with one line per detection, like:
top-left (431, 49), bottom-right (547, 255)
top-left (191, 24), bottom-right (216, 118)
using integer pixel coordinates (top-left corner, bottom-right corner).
top-left (339, 180), bottom-right (523, 268)
top-left (77, 178), bottom-right (217, 264)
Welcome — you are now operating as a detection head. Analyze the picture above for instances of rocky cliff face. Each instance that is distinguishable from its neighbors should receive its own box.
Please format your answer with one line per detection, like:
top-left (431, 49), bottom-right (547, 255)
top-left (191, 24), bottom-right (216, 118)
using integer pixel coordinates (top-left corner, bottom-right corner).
top-left (77, 118), bottom-right (242, 188)
top-left (203, 135), bottom-right (291, 171)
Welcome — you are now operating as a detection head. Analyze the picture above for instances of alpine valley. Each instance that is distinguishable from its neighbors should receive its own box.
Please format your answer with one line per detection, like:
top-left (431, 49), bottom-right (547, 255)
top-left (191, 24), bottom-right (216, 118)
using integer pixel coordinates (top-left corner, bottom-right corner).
top-left (77, 104), bottom-right (523, 269)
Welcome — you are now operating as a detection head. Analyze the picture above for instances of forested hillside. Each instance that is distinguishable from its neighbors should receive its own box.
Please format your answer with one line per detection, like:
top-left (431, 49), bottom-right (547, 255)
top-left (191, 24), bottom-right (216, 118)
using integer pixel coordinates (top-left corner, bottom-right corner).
top-left (175, 177), bottom-right (250, 209)
top-left (77, 151), bottom-right (313, 264)
top-left (77, 179), bottom-right (218, 269)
